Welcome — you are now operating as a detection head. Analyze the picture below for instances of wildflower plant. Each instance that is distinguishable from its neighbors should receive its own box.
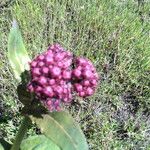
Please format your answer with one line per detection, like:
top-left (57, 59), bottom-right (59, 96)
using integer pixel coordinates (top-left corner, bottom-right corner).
top-left (0, 20), bottom-right (98, 150)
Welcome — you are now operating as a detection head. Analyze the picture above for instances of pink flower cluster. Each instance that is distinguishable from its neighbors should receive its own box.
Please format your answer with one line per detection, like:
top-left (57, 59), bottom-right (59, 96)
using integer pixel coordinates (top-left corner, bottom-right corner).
top-left (73, 58), bottom-right (99, 97)
top-left (27, 44), bottom-right (99, 111)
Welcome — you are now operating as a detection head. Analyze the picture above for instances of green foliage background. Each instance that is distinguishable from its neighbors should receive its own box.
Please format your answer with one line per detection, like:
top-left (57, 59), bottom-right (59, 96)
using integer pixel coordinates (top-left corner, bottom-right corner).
top-left (0, 0), bottom-right (150, 149)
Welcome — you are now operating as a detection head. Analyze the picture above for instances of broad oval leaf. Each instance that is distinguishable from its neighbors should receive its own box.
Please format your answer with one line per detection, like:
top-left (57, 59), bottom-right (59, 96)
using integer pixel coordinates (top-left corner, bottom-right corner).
top-left (29, 111), bottom-right (88, 150)
top-left (20, 135), bottom-right (60, 150)
top-left (32, 142), bottom-right (59, 150)
top-left (8, 20), bottom-right (30, 80)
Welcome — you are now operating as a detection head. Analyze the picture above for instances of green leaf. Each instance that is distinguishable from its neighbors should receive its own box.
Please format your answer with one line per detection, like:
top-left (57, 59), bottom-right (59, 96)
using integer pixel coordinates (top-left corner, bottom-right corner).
top-left (29, 111), bottom-right (88, 150)
top-left (32, 142), bottom-right (59, 150)
top-left (8, 20), bottom-right (30, 80)
top-left (0, 139), bottom-right (11, 150)
top-left (0, 144), bottom-right (4, 150)
top-left (20, 135), bottom-right (60, 150)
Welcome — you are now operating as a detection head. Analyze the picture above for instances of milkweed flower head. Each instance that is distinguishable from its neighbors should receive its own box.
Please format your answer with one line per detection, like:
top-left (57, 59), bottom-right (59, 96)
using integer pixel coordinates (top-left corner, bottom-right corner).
top-left (72, 57), bottom-right (99, 97)
top-left (27, 44), bottom-right (99, 111)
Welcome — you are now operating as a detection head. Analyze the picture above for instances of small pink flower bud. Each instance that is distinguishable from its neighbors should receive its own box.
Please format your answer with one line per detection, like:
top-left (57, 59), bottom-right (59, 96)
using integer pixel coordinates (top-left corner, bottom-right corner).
top-left (38, 76), bottom-right (47, 85)
top-left (63, 88), bottom-right (68, 94)
top-left (76, 58), bottom-right (86, 66)
top-left (73, 69), bottom-right (81, 78)
top-left (32, 68), bottom-right (41, 76)
top-left (58, 62), bottom-right (63, 67)
top-left (31, 61), bottom-right (37, 68)
top-left (42, 67), bottom-right (49, 74)
top-left (74, 83), bottom-right (83, 92)
top-left (95, 73), bottom-right (99, 79)
top-left (38, 55), bottom-right (45, 61)
top-left (76, 66), bottom-right (82, 70)
top-left (44, 86), bottom-right (53, 97)
top-left (47, 100), bottom-right (52, 106)
top-left (63, 98), bottom-right (69, 102)
top-left (86, 87), bottom-right (94, 96)
top-left (27, 84), bottom-right (34, 92)
top-left (54, 100), bottom-right (59, 106)
top-left (45, 56), bottom-right (54, 64)
top-left (79, 91), bottom-right (85, 97)
top-left (54, 86), bottom-right (63, 94)
top-left (84, 65), bottom-right (91, 70)
top-left (46, 50), bottom-right (53, 55)
top-left (86, 60), bottom-right (93, 66)
top-left (83, 70), bottom-right (93, 79)
top-left (32, 77), bottom-right (39, 82)
top-left (63, 59), bottom-right (72, 68)
top-left (91, 79), bottom-right (97, 86)
top-left (56, 106), bottom-right (61, 111)
top-left (83, 80), bottom-right (90, 86)
top-left (66, 51), bottom-right (73, 58)
top-left (47, 106), bottom-right (53, 111)
top-left (60, 80), bottom-right (65, 85)
top-left (58, 75), bottom-right (62, 80)
top-left (38, 61), bottom-right (45, 67)
top-left (49, 44), bottom-right (55, 50)
top-left (38, 55), bottom-right (44, 60)
top-left (54, 53), bottom-right (65, 61)
top-left (46, 99), bottom-right (53, 111)
top-left (49, 65), bottom-right (53, 69)
top-left (50, 66), bottom-right (61, 77)
top-left (92, 67), bottom-right (96, 72)
top-left (54, 43), bottom-right (61, 49)
top-left (49, 79), bottom-right (55, 85)
top-left (35, 86), bottom-right (42, 92)
top-left (62, 70), bottom-right (71, 80)
top-left (67, 83), bottom-right (72, 88)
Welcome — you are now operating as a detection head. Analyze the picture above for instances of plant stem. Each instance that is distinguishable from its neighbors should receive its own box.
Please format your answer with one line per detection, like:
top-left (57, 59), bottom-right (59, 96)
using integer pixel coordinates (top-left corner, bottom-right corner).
top-left (11, 116), bottom-right (31, 150)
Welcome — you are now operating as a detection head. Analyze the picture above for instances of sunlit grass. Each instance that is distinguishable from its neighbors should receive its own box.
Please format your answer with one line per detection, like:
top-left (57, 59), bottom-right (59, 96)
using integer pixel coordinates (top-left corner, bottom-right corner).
top-left (0, 0), bottom-right (150, 149)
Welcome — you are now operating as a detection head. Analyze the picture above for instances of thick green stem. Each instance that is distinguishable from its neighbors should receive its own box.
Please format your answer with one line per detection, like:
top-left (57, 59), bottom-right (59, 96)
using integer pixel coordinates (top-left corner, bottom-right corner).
top-left (11, 116), bottom-right (31, 150)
